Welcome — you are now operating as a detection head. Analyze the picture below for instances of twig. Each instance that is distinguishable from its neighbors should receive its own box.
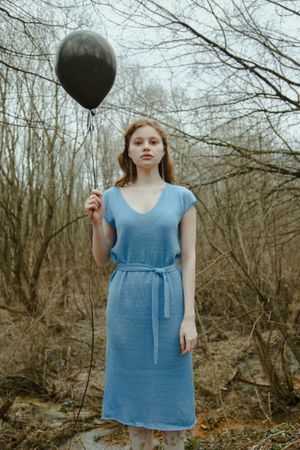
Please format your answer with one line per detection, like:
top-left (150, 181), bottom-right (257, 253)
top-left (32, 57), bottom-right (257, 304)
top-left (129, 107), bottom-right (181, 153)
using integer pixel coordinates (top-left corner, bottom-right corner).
top-left (250, 430), bottom-right (288, 449)
top-left (282, 439), bottom-right (300, 449)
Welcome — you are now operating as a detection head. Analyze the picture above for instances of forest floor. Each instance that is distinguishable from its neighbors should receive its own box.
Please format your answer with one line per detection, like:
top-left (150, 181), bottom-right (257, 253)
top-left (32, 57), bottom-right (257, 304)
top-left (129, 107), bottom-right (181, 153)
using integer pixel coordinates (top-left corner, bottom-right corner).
top-left (0, 300), bottom-right (299, 450)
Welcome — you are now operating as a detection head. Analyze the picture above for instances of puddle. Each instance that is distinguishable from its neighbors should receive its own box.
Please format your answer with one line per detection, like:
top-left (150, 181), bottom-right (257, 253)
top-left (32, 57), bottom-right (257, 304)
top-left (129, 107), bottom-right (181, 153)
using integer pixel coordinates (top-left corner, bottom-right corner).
top-left (58, 427), bottom-right (132, 450)
top-left (58, 427), bottom-right (162, 449)
top-left (12, 396), bottom-right (96, 421)
top-left (10, 397), bottom-right (136, 449)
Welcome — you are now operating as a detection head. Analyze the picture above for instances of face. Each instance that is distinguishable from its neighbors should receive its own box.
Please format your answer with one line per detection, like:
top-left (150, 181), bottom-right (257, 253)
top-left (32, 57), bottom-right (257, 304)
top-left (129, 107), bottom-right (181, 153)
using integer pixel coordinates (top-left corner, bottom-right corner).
top-left (128, 125), bottom-right (165, 170)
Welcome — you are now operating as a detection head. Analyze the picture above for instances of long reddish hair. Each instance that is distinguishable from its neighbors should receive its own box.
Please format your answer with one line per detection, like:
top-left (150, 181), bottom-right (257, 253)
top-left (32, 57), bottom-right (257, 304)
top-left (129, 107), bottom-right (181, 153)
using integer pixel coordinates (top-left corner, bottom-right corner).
top-left (115, 118), bottom-right (177, 187)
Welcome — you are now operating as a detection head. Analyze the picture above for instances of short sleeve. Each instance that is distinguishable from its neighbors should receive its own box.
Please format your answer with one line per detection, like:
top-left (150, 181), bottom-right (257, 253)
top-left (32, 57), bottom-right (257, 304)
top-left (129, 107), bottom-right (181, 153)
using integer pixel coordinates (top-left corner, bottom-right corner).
top-left (182, 187), bottom-right (198, 215)
top-left (103, 189), bottom-right (116, 229)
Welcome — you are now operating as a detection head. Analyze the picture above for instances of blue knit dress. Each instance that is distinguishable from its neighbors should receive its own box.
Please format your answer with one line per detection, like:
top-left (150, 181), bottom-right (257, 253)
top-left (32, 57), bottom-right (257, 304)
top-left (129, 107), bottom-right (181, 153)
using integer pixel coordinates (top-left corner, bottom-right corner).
top-left (100, 182), bottom-right (198, 430)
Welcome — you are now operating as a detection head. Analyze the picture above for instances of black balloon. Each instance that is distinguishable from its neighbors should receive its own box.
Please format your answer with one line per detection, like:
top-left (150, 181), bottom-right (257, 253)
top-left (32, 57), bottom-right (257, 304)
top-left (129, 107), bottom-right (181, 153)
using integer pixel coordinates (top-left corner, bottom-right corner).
top-left (55, 30), bottom-right (117, 110)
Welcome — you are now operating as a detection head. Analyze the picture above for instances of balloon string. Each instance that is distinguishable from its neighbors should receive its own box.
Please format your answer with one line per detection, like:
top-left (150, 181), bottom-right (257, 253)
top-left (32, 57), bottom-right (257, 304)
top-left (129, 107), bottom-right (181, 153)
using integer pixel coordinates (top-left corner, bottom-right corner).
top-left (87, 109), bottom-right (97, 188)
top-left (67, 109), bottom-right (97, 450)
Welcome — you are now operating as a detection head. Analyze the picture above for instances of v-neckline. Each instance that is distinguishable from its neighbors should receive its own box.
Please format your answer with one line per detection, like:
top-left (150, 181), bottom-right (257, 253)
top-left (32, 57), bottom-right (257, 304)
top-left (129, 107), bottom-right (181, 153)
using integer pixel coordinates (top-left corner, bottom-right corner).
top-left (116, 183), bottom-right (169, 216)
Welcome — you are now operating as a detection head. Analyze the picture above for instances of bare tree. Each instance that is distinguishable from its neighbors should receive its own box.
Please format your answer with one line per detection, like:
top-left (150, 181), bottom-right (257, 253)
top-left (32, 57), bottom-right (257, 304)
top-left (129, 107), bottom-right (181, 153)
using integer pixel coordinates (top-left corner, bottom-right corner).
top-left (103, 0), bottom-right (300, 187)
top-left (94, 0), bottom-right (300, 407)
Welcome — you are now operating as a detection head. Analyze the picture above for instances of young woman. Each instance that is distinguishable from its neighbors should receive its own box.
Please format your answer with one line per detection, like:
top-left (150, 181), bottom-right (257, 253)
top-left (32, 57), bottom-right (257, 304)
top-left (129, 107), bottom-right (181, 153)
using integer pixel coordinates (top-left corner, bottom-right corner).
top-left (84, 118), bottom-right (198, 450)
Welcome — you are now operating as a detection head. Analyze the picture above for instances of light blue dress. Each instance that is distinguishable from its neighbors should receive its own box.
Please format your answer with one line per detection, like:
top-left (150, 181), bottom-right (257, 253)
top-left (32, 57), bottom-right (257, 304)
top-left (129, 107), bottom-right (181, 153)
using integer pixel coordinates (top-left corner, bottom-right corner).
top-left (100, 182), bottom-right (198, 430)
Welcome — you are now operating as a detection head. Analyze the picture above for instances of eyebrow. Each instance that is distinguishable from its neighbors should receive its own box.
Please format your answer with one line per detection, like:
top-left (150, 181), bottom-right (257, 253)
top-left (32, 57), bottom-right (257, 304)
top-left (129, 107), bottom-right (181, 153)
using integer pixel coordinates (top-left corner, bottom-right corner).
top-left (133, 136), bottom-right (159, 140)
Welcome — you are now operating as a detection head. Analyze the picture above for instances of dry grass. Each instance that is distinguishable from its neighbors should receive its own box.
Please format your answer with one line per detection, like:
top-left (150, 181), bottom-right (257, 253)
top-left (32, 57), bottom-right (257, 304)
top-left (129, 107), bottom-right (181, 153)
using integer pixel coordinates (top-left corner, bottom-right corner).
top-left (0, 276), bottom-right (300, 449)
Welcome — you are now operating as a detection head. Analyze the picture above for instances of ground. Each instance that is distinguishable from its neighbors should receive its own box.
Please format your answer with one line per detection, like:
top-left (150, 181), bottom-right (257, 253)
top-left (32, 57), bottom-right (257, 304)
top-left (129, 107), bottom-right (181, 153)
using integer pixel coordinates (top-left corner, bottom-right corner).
top-left (0, 305), bottom-right (299, 449)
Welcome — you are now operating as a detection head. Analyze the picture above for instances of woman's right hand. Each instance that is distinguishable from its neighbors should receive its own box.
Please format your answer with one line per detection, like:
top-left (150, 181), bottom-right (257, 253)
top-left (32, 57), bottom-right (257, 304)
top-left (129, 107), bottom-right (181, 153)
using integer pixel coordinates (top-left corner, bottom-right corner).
top-left (84, 189), bottom-right (104, 225)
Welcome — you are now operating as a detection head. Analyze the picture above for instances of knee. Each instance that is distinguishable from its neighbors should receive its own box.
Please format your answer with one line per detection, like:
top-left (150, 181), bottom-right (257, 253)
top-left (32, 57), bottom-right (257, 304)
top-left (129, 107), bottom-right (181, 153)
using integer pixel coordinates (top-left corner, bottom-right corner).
top-left (128, 425), bottom-right (150, 431)
top-left (162, 430), bottom-right (186, 446)
top-left (128, 425), bottom-right (153, 436)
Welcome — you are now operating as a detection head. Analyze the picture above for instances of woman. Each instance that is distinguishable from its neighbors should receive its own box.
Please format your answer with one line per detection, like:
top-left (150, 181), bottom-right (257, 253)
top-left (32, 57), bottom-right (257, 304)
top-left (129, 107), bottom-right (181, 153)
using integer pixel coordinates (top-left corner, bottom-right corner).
top-left (84, 118), bottom-right (198, 450)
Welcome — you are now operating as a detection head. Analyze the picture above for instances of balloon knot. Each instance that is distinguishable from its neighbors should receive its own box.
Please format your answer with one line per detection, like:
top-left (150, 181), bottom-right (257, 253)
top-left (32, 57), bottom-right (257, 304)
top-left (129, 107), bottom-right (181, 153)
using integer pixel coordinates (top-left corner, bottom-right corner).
top-left (87, 109), bottom-right (95, 132)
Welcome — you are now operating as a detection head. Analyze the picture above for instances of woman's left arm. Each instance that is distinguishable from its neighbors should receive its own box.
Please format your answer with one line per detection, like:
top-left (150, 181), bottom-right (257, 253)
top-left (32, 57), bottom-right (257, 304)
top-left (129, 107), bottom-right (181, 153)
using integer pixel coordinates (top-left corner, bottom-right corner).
top-left (179, 204), bottom-right (198, 355)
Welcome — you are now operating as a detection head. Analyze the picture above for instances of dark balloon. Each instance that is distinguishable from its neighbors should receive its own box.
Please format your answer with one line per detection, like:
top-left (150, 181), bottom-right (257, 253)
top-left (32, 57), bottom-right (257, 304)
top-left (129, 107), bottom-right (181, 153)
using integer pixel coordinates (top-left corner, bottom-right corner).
top-left (55, 30), bottom-right (117, 110)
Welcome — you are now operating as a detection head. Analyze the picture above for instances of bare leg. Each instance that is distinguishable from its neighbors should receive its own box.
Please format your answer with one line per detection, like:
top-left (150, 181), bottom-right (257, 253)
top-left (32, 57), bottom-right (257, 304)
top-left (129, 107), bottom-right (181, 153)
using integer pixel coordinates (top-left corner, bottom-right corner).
top-left (162, 430), bottom-right (186, 450)
top-left (128, 425), bottom-right (153, 450)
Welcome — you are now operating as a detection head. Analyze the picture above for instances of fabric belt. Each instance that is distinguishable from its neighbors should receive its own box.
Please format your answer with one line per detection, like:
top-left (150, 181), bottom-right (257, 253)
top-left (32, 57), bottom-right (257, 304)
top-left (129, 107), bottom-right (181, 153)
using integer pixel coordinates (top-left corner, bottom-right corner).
top-left (114, 262), bottom-right (179, 365)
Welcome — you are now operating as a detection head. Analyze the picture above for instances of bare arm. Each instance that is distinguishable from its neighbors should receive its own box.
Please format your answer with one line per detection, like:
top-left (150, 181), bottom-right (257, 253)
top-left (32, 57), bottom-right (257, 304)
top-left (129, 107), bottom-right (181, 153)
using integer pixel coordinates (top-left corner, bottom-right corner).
top-left (179, 204), bottom-right (197, 319)
top-left (179, 203), bottom-right (198, 355)
top-left (85, 189), bottom-right (116, 266)
top-left (92, 218), bottom-right (116, 266)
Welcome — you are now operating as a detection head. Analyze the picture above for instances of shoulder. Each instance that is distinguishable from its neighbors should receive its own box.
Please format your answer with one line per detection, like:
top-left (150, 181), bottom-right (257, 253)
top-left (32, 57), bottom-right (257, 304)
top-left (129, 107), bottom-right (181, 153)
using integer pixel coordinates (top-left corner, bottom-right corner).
top-left (102, 187), bottom-right (117, 228)
top-left (103, 186), bottom-right (117, 197)
top-left (169, 183), bottom-right (195, 195)
top-left (169, 184), bottom-right (197, 214)
top-left (102, 186), bottom-right (118, 210)
top-left (103, 185), bottom-right (117, 193)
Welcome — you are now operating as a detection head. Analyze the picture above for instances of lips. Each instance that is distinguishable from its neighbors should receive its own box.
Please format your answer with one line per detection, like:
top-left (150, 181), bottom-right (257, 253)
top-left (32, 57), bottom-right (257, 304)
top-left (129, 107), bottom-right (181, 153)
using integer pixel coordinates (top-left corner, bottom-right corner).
top-left (141, 155), bottom-right (153, 159)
